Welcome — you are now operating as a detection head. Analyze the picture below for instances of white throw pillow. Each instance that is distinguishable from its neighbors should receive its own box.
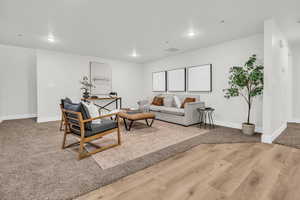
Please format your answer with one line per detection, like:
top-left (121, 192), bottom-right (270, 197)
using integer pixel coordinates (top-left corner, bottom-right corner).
top-left (108, 109), bottom-right (120, 120)
top-left (81, 101), bottom-right (102, 124)
top-left (164, 96), bottom-right (174, 107)
top-left (173, 96), bottom-right (182, 108)
top-left (101, 109), bottom-right (120, 119)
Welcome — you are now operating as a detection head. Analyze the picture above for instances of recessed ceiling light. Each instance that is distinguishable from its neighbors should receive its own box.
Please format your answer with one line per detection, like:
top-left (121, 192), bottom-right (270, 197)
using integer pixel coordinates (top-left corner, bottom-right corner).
top-left (187, 30), bottom-right (196, 38)
top-left (47, 34), bottom-right (55, 43)
top-left (131, 50), bottom-right (139, 57)
top-left (184, 29), bottom-right (200, 39)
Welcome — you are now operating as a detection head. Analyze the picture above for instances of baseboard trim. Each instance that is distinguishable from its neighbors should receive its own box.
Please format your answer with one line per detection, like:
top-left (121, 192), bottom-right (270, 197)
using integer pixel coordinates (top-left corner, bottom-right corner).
top-left (288, 119), bottom-right (300, 123)
top-left (261, 123), bottom-right (287, 144)
top-left (37, 116), bottom-right (60, 123)
top-left (1, 114), bottom-right (37, 121)
top-left (214, 120), bottom-right (262, 133)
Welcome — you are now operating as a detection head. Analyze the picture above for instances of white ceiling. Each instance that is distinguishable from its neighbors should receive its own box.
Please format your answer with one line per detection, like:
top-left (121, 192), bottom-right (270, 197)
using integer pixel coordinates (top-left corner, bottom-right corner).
top-left (0, 0), bottom-right (299, 63)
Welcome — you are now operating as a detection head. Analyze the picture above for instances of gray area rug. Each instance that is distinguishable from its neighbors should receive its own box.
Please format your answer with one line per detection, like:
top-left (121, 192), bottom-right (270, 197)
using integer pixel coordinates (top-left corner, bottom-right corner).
top-left (274, 123), bottom-right (300, 149)
top-left (0, 118), bottom-right (260, 200)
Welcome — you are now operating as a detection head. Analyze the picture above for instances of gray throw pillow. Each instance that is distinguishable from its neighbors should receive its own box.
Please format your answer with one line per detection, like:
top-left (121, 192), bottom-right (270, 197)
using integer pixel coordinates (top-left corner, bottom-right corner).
top-left (164, 96), bottom-right (174, 107)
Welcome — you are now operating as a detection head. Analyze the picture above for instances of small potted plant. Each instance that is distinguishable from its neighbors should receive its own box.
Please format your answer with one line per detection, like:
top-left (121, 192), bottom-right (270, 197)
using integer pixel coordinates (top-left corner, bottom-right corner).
top-left (80, 76), bottom-right (94, 99)
top-left (223, 55), bottom-right (263, 135)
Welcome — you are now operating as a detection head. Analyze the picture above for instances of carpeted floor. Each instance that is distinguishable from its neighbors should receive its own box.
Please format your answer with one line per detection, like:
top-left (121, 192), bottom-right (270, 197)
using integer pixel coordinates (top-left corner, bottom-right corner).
top-left (0, 118), bottom-right (260, 200)
top-left (274, 123), bottom-right (300, 149)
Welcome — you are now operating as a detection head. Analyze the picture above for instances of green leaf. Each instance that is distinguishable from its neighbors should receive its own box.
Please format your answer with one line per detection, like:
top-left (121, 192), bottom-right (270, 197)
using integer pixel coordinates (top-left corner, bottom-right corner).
top-left (224, 54), bottom-right (263, 99)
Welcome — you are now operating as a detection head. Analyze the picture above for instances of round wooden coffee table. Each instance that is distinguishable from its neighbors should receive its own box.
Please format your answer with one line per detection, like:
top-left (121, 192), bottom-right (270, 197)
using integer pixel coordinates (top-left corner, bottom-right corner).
top-left (118, 110), bottom-right (155, 131)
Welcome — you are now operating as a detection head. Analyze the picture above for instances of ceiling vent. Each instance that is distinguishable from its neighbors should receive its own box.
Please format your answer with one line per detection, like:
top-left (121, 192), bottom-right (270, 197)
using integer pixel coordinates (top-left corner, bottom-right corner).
top-left (165, 48), bottom-right (180, 52)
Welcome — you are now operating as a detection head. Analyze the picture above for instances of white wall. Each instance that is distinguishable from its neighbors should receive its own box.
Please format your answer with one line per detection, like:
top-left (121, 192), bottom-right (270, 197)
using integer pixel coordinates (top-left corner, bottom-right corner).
top-left (262, 19), bottom-right (291, 143)
top-left (36, 50), bottom-right (143, 122)
top-left (0, 44), bottom-right (37, 121)
top-left (292, 45), bottom-right (300, 120)
top-left (142, 34), bottom-right (264, 131)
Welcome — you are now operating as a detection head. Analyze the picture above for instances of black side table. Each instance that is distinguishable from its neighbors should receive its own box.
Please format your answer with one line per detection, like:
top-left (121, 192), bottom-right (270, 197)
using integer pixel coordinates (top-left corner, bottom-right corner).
top-left (197, 107), bottom-right (215, 129)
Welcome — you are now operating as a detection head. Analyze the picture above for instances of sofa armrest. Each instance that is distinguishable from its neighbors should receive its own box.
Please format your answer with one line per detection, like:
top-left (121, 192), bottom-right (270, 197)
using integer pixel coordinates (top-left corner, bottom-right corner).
top-left (137, 99), bottom-right (150, 106)
top-left (184, 101), bottom-right (205, 111)
top-left (137, 99), bottom-right (151, 112)
top-left (184, 101), bottom-right (205, 123)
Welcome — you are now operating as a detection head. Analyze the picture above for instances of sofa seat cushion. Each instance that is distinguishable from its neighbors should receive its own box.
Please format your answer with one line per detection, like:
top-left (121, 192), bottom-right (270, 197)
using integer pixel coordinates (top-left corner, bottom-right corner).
top-left (71, 119), bottom-right (118, 137)
top-left (149, 105), bottom-right (163, 112)
top-left (160, 107), bottom-right (185, 116)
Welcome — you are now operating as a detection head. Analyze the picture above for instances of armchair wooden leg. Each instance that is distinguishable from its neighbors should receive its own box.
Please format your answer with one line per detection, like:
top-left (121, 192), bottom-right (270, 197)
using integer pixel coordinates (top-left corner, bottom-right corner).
top-left (117, 126), bottom-right (121, 145)
top-left (62, 133), bottom-right (67, 149)
top-left (62, 125), bottom-right (68, 149)
top-left (78, 140), bottom-right (85, 160)
top-left (59, 116), bottom-right (65, 131)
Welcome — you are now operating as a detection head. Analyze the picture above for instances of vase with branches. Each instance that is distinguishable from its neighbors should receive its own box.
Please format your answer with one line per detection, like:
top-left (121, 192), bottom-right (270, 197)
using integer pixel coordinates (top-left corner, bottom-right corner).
top-left (80, 76), bottom-right (94, 99)
top-left (223, 54), bottom-right (263, 135)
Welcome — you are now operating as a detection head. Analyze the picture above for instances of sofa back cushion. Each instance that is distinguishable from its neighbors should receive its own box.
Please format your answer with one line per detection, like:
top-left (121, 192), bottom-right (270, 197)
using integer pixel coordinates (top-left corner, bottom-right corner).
top-left (150, 94), bottom-right (200, 108)
top-left (173, 96), bottom-right (182, 108)
top-left (152, 96), bottom-right (164, 106)
top-left (158, 94), bottom-right (200, 102)
top-left (181, 97), bottom-right (196, 108)
top-left (163, 95), bottom-right (174, 107)
top-left (177, 95), bottom-right (200, 102)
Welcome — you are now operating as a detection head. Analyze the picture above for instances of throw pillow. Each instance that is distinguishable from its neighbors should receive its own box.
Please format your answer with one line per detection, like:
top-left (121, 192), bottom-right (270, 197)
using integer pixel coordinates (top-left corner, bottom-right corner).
top-left (151, 96), bottom-right (164, 106)
top-left (164, 96), bottom-right (174, 107)
top-left (81, 101), bottom-right (102, 124)
top-left (173, 96), bottom-right (182, 108)
top-left (181, 97), bottom-right (196, 108)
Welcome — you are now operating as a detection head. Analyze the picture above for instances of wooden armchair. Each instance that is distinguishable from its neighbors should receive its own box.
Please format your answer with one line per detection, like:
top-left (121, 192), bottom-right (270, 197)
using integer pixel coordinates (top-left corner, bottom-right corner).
top-left (61, 108), bottom-right (121, 160)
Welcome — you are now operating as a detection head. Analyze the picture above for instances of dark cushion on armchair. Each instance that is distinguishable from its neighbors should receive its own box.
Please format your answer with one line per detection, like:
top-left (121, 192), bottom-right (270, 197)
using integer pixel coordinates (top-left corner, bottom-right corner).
top-left (63, 101), bottom-right (92, 130)
top-left (63, 101), bottom-right (81, 125)
top-left (71, 119), bottom-right (118, 137)
top-left (61, 97), bottom-right (72, 105)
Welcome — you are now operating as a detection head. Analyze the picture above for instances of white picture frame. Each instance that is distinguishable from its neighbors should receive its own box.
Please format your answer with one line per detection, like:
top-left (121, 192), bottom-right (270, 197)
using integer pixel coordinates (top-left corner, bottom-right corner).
top-left (187, 64), bottom-right (212, 92)
top-left (167, 68), bottom-right (186, 92)
top-left (89, 61), bottom-right (112, 95)
top-left (152, 71), bottom-right (166, 92)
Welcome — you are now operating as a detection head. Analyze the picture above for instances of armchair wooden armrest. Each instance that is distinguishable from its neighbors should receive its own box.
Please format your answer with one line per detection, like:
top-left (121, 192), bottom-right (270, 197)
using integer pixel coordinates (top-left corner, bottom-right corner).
top-left (82, 113), bottom-right (119, 123)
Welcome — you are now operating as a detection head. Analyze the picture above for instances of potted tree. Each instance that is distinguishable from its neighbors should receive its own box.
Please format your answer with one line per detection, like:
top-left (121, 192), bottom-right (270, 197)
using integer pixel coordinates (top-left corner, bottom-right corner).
top-left (223, 55), bottom-right (263, 135)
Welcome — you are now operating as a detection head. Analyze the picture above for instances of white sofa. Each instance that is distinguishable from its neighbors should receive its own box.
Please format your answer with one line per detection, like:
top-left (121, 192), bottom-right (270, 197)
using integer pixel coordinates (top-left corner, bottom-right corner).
top-left (138, 94), bottom-right (205, 126)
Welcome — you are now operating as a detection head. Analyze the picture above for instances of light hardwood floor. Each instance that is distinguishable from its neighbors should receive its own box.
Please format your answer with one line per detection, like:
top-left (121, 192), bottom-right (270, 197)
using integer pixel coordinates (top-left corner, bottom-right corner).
top-left (76, 143), bottom-right (300, 200)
